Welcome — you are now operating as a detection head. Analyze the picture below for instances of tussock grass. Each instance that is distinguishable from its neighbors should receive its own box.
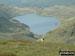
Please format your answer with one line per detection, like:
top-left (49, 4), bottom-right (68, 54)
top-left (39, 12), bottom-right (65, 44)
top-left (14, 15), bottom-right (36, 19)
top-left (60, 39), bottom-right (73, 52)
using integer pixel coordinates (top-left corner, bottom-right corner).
top-left (0, 40), bottom-right (75, 56)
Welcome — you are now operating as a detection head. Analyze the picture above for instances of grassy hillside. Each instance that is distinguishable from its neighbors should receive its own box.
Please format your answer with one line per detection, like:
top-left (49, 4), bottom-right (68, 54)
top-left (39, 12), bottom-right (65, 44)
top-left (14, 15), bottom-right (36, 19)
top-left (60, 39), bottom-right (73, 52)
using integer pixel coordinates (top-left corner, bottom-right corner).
top-left (0, 17), bottom-right (29, 33)
top-left (0, 40), bottom-right (75, 56)
top-left (44, 18), bottom-right (75, 44)
top-left (0, 4), bottom-right (36, 40)
top-left (0, 1), bottom-right (75, 56)
top-left (0, 4), bottom-right (29, 19)
top-left (37, 5), bottom-right (75, 20)
top-left (1, 4), bottom-right (75, 20)
top-left (0, 17), bottom-right (36, 40)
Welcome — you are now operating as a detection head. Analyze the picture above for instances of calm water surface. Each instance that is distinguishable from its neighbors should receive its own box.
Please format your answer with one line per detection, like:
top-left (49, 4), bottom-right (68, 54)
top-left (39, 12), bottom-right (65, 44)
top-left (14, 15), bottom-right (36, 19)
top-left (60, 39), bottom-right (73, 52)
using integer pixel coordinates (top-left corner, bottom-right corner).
top-left (13, 14), bottom-right (61, 35)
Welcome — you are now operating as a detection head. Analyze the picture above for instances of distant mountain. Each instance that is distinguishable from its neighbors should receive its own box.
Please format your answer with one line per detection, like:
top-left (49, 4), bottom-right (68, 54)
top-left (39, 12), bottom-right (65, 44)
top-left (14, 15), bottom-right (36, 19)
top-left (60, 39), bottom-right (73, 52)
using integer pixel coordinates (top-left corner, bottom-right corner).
top-left (44, 18), bottom-right (75, 44)
top-left (0, 0), bottom-right (75, 7)
top-left (39, 5), bottom-right (75, 20)
top-left (0, 4), bottom-right (36, 40)
top-left (0, 4), bottom-right (27, 19)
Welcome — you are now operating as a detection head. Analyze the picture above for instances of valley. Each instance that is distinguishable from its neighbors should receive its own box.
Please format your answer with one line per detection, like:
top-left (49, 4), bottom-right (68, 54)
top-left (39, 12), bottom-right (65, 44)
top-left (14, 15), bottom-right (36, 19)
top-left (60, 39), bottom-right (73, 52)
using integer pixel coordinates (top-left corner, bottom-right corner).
top-left (0, 0), bottom-right (75, 56)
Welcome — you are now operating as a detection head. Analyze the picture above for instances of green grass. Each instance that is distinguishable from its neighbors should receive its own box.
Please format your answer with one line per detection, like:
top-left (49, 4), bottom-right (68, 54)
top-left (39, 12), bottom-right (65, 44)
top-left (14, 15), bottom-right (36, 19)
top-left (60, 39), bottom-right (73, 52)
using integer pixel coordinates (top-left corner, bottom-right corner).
top-left (43, 18), bottom-right (75, 44)
top-left (0, 40), bottom-right (75, 56)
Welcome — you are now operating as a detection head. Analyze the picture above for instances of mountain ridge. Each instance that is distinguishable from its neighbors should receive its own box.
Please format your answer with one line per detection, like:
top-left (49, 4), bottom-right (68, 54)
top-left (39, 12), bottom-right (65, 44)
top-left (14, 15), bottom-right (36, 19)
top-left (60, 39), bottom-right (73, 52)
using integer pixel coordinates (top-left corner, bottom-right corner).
top-left (0, 0), bottom-right (75, 7)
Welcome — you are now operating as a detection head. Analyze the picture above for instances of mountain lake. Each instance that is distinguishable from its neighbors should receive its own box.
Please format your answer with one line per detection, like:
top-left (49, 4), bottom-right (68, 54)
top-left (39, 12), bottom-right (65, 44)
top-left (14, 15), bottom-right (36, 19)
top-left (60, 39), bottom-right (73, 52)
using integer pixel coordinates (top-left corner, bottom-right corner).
top-left (13, 14), bottom-right (61, 35)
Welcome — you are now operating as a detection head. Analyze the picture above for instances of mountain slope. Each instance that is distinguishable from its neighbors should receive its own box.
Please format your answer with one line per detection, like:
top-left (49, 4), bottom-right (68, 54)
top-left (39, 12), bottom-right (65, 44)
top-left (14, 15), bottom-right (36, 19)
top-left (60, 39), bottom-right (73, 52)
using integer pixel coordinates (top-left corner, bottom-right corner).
top-left (0, 40), bottom-right (75, 56)
top-left (39, 5), bottom-right (75, 19)
top-left (0, 4), bottom-right (27, 19)
top-left (0, 4), bottom-right (36, 40)
top-left (0, 0), bottom-right (75, 7)
top-left (0, 17), bottom-right (36, 40)
top-left (0, 17), bottom-right (30, 33)
top-left (44, 18), bottom-right (75, 44)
